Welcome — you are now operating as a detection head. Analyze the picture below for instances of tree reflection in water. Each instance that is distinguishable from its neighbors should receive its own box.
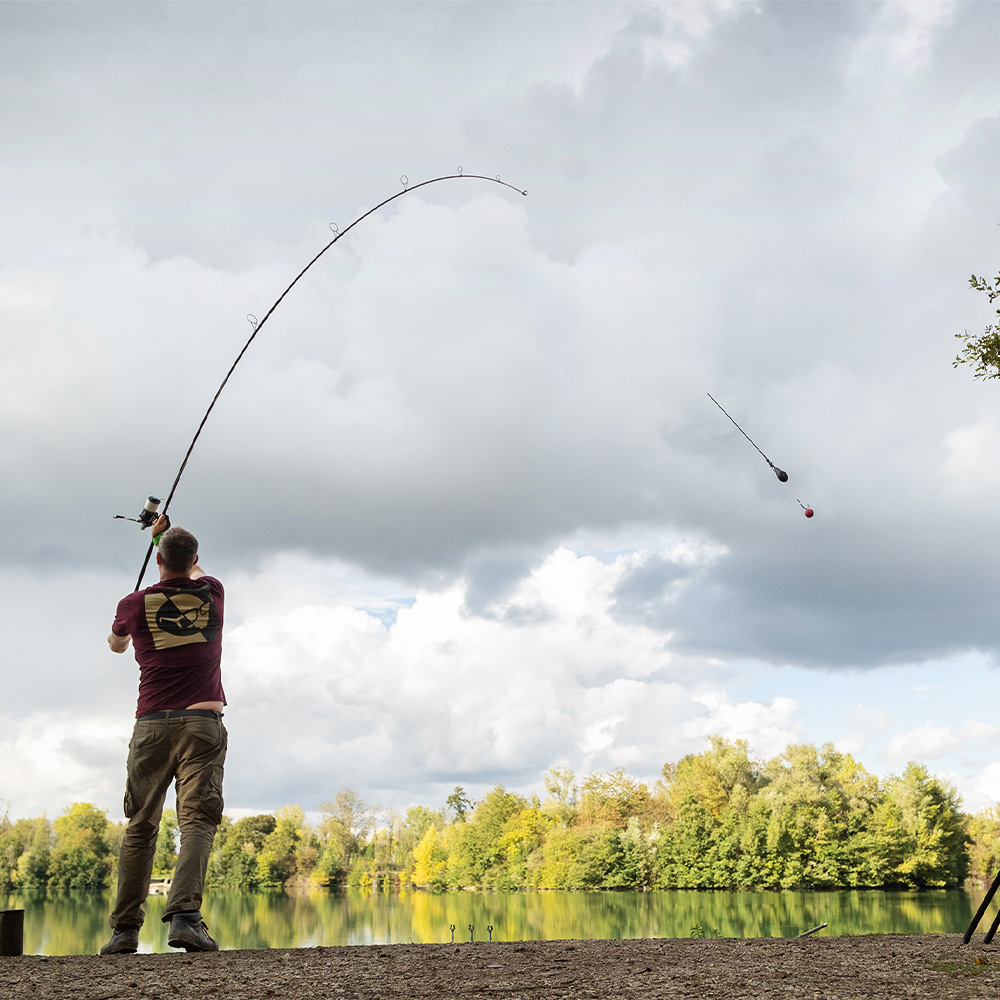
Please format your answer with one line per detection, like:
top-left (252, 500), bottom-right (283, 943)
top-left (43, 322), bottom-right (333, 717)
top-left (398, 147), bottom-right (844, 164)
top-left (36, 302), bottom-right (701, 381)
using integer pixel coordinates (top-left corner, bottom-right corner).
top-left (1, 886), bottom-right (983, 956)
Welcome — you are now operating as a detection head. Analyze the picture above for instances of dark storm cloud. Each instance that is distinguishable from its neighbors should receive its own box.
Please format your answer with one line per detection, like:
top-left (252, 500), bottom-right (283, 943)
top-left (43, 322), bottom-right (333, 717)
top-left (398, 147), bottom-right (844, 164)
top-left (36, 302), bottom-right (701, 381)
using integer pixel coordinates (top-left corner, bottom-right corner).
top-left (613, 524), bottom-right (1000, 670)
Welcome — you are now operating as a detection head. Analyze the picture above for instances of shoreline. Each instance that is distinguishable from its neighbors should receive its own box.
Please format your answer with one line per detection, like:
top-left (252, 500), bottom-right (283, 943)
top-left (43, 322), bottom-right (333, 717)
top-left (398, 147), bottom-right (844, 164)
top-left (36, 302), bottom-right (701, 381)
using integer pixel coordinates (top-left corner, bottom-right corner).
top-left (4, 934), bottom-right (1000, 999)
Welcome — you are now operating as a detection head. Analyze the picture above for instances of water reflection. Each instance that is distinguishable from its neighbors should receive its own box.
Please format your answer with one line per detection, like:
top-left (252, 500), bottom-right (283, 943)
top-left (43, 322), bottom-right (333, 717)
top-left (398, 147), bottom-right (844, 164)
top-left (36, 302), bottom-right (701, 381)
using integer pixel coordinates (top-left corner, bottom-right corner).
top-left (1, 886), bottom-right (986, 956)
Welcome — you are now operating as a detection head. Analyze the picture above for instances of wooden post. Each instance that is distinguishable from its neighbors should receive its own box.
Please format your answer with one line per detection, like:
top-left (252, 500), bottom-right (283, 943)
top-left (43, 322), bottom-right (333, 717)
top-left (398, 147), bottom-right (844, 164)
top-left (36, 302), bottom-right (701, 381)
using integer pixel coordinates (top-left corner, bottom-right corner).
top-left (0, 909), bottom-right (24, 956)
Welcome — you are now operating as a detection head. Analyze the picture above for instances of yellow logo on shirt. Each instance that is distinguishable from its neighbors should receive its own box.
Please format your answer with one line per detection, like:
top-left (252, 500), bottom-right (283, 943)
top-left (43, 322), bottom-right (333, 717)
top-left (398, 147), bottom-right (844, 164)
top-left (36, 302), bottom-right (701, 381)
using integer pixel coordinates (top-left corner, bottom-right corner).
top-left (144, 588), bottom-right (217, 650)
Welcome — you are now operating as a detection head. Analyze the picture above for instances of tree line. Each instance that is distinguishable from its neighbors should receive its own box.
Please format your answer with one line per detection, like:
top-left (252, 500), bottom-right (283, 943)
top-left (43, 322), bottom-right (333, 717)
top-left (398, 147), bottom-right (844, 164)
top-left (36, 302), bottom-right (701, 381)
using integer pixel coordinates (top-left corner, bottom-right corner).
top-left (4, 738), bottom-right (997, 894)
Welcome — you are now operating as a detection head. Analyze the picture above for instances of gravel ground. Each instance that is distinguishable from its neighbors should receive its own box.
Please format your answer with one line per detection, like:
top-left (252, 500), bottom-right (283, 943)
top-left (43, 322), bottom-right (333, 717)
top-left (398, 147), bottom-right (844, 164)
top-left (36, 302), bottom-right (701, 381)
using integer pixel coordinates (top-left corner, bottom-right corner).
top-left (3, 935), bottom-right (1000, 999)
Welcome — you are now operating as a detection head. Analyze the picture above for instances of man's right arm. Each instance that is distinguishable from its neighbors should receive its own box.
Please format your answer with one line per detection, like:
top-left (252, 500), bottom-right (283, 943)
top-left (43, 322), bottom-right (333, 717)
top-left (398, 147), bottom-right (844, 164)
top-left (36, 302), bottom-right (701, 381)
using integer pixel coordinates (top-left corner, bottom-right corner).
top-left (108, 632), bottom-right (131, 654)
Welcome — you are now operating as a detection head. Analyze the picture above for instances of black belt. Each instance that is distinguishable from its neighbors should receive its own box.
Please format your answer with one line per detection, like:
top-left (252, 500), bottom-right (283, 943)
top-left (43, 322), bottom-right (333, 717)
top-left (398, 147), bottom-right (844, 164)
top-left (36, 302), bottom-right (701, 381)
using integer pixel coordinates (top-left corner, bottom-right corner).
top-left (137, 709), bottom-right (222, 721)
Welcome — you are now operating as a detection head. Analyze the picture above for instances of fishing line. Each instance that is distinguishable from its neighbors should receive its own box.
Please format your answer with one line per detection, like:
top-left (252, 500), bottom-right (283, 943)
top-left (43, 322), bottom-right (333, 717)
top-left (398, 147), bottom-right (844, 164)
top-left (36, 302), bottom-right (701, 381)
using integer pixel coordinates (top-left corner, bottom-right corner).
top-left (125, 170), bottom-right (528, 590)
top-left (707, 392), bottom-right (813, 517)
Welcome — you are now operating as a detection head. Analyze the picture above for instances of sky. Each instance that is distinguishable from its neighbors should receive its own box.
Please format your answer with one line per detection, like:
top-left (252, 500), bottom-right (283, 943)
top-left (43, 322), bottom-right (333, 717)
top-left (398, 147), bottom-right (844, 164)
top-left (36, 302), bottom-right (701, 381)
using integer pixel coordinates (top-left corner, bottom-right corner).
top-left (4, 0), bottom-right (1000, 826)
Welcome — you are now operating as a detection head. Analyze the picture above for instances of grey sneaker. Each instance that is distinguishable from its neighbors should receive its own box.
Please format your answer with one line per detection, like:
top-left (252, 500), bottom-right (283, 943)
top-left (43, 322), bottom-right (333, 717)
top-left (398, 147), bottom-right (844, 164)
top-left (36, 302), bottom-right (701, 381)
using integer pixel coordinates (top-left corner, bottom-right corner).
top-left (99, 927), bottom-right (139, 955)
top-left (167, 910), bottom-right (218, 952)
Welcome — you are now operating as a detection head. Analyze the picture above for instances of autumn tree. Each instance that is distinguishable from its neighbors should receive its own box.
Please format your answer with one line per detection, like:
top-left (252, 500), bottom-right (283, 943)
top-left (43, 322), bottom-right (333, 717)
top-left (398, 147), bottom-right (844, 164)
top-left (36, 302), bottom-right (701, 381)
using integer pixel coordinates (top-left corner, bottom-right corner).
top-left (411, 825), bottom-right (449, 888)
top-left (542, 767), bottom-right (578, 826)
top-left (578, 769), bottom-right (651, 830)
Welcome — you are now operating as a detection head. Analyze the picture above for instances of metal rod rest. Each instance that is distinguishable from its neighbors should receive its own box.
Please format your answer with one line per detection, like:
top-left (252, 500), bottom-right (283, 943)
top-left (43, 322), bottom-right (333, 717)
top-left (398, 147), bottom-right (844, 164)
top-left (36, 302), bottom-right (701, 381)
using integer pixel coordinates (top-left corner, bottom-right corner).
top-left (797, 923), bottom-right (828, 938)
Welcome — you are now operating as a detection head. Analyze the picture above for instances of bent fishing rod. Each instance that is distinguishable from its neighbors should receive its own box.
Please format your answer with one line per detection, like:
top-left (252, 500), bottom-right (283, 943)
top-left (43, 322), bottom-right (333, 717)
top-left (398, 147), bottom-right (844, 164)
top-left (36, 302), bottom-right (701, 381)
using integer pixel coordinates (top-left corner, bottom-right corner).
top-left (116, 171), bottom-right (527, 591)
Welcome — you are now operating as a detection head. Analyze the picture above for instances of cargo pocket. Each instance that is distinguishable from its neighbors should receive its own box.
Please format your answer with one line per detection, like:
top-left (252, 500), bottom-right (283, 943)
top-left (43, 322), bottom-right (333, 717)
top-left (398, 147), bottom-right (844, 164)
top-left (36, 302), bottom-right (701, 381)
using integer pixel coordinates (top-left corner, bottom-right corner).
top-left (177, 720), bottom-right (227, 827)
top-left (203, 724), bottom-right (228, 826)
top-left (123, 725), bottom-right (159, 819)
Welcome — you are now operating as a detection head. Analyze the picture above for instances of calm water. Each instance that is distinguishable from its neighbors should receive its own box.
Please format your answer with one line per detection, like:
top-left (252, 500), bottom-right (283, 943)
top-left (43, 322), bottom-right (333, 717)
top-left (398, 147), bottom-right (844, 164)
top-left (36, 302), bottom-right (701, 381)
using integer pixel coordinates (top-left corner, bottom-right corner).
top-left (0, 886), bottom-right (988, 956)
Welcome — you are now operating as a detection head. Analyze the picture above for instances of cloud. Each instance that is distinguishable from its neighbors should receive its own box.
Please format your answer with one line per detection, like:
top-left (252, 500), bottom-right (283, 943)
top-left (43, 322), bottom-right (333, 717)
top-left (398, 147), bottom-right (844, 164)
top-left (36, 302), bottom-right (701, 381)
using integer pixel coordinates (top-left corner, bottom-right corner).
top-left (840, 704), bottom-right (895, 757)
top-left (683, 692), bottom-right (804, 760)
top-left (4, 1), bottom-right (1000, 820)
top-left (883, 720), bottom-right (1000, 769)
top-left (217, 543), bottom-right (792, 811)
top-left (0, 712), bottom-right (131, 819)
top-left (969, 761), bottom-right (1000, 813)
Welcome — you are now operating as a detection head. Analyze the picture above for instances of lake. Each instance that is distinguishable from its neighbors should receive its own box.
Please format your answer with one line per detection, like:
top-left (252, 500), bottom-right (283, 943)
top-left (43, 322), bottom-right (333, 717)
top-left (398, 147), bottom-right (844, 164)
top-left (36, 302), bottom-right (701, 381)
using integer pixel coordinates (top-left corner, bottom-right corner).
top-left (1, 886), bottom-right (989, 956)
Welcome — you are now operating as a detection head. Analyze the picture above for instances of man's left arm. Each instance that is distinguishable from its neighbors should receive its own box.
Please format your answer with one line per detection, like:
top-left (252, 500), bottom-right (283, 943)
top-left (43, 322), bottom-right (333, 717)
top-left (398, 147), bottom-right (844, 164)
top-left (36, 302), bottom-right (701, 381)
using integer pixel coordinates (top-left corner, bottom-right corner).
top-left (109, 590), bottom-right (133, 654)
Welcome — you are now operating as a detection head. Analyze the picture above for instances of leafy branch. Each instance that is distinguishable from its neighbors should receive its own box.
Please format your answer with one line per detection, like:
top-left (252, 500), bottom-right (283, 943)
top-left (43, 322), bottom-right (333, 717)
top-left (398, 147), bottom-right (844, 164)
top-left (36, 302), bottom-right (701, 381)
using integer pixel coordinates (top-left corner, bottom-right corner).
top-left (954, 272), bottom-right (1000, 379)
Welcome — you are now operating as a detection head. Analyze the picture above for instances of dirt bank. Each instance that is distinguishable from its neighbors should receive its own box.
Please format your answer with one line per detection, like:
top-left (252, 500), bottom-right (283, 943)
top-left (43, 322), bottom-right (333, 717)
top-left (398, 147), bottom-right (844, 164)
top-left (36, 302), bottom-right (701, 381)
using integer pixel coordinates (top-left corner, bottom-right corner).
top-left (3, 934), bottom-right (999, 999)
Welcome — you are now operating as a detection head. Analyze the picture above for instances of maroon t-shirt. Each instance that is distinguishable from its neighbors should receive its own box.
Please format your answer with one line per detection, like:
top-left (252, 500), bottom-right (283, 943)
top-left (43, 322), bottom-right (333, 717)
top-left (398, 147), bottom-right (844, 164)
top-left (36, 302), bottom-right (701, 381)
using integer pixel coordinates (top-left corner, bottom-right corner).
top-left (112, 576), bottom-right (227, 718)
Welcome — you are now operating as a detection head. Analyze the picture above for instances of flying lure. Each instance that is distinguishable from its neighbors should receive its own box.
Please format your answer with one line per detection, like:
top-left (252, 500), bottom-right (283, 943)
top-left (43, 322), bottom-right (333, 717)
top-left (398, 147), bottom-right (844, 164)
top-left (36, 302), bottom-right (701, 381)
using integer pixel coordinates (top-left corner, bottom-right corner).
top-left (706, 392), bottom-right (814, 517)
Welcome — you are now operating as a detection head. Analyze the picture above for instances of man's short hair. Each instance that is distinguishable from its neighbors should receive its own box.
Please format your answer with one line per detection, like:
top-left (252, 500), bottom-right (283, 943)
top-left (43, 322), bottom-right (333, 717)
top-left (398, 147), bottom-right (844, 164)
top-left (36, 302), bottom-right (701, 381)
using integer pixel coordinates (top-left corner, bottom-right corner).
top-left (158, 526), bottom-right (199, 575)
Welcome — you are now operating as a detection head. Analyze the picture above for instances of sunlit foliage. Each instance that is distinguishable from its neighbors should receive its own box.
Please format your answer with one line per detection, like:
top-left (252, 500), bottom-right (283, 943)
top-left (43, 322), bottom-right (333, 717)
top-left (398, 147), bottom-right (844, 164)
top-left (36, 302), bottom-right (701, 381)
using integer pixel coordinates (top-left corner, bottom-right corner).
top-left (0, 739), bottom-right (983, 892)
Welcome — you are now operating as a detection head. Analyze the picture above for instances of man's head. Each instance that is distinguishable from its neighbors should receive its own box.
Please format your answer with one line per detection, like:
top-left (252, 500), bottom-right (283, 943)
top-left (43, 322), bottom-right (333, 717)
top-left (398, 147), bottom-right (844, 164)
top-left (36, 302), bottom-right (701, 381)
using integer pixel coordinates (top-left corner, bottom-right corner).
top-left (157, 526), bottom-right (199, 577)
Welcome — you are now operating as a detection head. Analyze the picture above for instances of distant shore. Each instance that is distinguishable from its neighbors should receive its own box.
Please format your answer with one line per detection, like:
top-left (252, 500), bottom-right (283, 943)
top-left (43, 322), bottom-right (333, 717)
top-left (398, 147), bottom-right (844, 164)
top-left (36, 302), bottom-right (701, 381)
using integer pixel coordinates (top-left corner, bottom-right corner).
top-left (4, 934), bottom-right (999, 999)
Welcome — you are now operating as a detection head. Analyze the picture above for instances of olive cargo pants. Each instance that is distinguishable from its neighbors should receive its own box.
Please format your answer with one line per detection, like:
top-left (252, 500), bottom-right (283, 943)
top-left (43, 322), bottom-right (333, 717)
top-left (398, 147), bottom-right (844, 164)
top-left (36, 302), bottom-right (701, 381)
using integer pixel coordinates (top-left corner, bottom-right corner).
top-left (110, 713), bottom-right (227, 930)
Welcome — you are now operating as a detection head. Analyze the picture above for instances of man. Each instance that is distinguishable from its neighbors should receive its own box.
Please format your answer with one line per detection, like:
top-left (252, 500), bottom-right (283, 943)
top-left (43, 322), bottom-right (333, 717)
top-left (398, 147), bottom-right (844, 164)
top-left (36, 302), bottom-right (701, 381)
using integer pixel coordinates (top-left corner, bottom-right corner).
top-left (100, 516), bottom-right (228, 956)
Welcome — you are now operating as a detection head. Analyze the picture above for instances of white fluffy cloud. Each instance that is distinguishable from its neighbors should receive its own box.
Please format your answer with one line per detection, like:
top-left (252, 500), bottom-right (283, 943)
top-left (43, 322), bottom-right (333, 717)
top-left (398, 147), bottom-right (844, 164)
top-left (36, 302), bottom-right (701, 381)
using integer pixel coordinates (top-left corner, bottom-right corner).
top-left (221, 543), bottom-right (754, 810)
top-left (0, 713), bottom-right (131, 818)
top-left (883, 721), bottom-right (1000, 771)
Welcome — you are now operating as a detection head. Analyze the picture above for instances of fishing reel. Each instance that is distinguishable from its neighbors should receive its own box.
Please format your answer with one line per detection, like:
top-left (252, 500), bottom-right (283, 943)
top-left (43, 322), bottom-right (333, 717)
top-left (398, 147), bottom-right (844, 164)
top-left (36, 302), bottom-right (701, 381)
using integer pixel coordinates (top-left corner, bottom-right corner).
top-left (114, 496), bottom-right (163, 530)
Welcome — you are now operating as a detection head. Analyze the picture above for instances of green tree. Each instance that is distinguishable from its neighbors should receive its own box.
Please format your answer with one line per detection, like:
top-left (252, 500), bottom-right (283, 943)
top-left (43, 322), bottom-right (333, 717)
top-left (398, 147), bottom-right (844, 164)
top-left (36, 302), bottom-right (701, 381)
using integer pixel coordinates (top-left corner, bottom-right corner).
top-left (106, 819), bottom-right (126, 880)
top-left (608, 817), bottom-right (653, 888)
top-left (969, 806), bottom-right (1000, 883)
top-left (314, 790), bottom-right (375, 885)
top-left (404, 805), bottom-right (444, 845)
top-left (754, 743), bottom-right (882, 889)
top-left (256, 805), bottom-right (307, 886)
top-left (446, 787), bottom-right (473, 823)
top-left (883, 763), bottom-right (970, 888)
top-left (152, 808), bottom-right (178, 877)
top-left (446, 785), bottom-right (525, 886)
top-left (532, 827), bottom-right (616, 888)
top-left (206, 814), bottom-right (276, 888)
top-left (652, 737), bottom-right (764, 888)
top-left (955, 272), bottom-right (1000, 379)
top-left (48, 803), bottom-right (112, 889)
top-left (16, 818), bottom-right (53, 888)
top-left (1, 817), bottom-right (46, 890)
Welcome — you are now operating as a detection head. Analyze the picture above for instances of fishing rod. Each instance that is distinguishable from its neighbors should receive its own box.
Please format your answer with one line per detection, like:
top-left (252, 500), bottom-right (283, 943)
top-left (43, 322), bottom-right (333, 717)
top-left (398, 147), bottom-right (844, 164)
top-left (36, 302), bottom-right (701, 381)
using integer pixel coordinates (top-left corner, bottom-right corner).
top-left (117, 171), bottom-right (527, 590)
top-left (707, 392), bottom-right (788, 482)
